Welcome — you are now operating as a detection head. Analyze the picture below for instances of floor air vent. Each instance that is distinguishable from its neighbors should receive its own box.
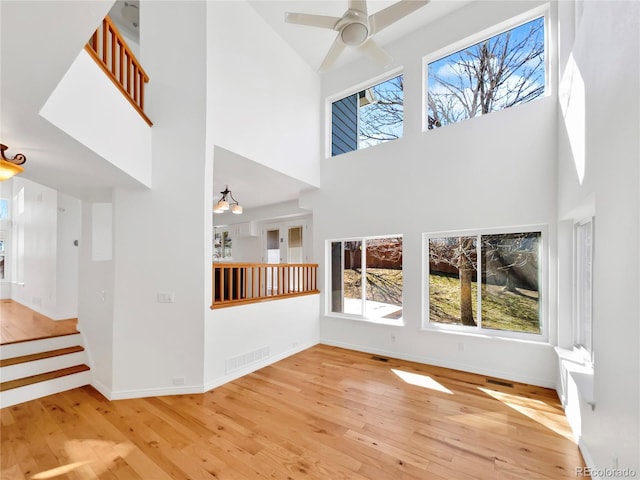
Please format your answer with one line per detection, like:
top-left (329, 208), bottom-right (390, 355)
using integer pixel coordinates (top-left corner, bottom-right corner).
top-left (486, 378), bottom-right (514, 388)
top-left (371, 356), bottom-right (389, 362)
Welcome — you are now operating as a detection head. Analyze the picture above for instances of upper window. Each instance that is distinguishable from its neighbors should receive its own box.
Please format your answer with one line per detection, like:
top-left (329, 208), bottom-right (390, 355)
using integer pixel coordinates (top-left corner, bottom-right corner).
top-left (426, 16), bottom-right (545, 129)
top-left (329, 236), bottom-right (403, 323)
top-left (331, 74), bottom-right (403, 156)
top-left (425, 228), bottom-right (544, 338)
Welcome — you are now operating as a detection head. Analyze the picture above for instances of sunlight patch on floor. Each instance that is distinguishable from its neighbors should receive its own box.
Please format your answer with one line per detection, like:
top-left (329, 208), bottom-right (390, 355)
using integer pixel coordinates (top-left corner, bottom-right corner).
top-left (391, 369), bottom-right (453, 394)
top-left (30, 439), bottom-right (135, 479)
top-left (31, 461), bottom-right (92, 479)
top-left (478, 387), bottom-right (576, 442)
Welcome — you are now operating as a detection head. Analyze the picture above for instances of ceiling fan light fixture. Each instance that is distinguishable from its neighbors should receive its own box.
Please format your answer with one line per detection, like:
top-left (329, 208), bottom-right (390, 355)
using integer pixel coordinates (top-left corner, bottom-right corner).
top-left (285, 0), bottom-right (429, 71)
top-left (341, 22), bottom-right (369, 46)
top-left (121, 2), bottom-right (139, 28)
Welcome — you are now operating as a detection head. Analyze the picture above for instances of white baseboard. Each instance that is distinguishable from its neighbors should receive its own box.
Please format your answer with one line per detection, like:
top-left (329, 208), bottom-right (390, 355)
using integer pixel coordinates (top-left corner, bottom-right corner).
top-left (578, 438), bottom-right (598, 479)
top-left (203, 340), bottom-right (318, 393)
top-left (103, 341), bottom-right (318, 400)
top-left (320, 339), bottom-right (556, 388)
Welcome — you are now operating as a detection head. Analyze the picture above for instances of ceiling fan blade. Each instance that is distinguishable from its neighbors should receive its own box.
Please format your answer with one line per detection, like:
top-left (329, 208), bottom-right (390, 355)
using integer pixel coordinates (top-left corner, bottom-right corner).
top-left (348, 0), bottom-right (368, 14)
top-left (284, 12), bottom-right (340, 30)
top-left (358, 38), bottom-right (393, 67)
top-left (369, 0), bottom-right (429, 34)
top-left (319, 35), bottom-right (346, 72)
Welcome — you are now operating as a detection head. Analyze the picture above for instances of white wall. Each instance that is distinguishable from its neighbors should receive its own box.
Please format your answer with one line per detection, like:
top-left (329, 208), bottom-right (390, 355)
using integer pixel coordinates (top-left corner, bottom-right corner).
top-left (79, 200), bottom-right (115, 395)
top-left (313, 0), bottom-right (559, 387)
top-left (208, 1), bottom-right (321, 187)
top-left (203, 2), bottom-right (322, 390)
top-left (55, 192), bottom-right (80, 319)
top-left (204, 294), bottom-right (320, 389)
top-left (9, 177), bottom-right (80, 320)
top-left (102, 1), bottom-right (208, 398)
top-left (556, 0), bottom-right (639, 474)
top-left (40, 50), bottom-right (153, 188)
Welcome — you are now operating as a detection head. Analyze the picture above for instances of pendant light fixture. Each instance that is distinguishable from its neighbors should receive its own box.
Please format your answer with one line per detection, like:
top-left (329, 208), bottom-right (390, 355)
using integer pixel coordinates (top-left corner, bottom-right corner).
top-left (0, 144), bottom-right (26, 181)
top-left (214, 185), bottom-right (242, 214)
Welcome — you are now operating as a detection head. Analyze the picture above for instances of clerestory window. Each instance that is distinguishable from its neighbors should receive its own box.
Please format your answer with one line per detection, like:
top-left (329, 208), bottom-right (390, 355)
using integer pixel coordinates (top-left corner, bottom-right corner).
top-left (426, 15), bottom-right (546, 129)
top-left (331, 74), bottom-right (404, 156)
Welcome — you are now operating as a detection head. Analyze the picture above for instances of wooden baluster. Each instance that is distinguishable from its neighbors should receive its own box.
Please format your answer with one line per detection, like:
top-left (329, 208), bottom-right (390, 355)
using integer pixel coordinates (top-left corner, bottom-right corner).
top-left (102, 19), bottom-right (108, 63)
top-left (110, 26), bottom-right (116, 74)
top-left (118, 40), bottom-right (124, 84)
top-left (139, 79), bottom-right (145, 110)
top-left (243, 266), bottom-right (248, 300)
top-left (90, 31), bottom-right (98, 52)
top-left (133, 65), bottom-right (139, 103)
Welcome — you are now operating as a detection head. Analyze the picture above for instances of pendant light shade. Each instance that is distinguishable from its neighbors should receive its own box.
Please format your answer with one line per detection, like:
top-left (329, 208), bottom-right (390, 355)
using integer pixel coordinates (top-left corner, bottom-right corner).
top-left (214, 185), bottom-right (242, 214)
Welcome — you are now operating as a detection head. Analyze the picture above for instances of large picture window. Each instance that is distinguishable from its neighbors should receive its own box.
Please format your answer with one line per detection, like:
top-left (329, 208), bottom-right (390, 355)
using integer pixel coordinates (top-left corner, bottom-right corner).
top-left (329, 236), bottom-right (403, 322)
top-left (426, 16), bottom-right (545, 129)
top-left (425, 228), bottom-right (543, 337)
top-left (331, 74), bottom-right (403, 156)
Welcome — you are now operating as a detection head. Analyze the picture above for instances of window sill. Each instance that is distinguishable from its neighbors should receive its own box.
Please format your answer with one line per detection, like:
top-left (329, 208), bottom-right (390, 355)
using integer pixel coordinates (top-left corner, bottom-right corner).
top-left (420, 324), bottom-right (548, 344)
top-left (555, 347), bottom-right (595, 409)
top-left (325, 313), bottom-right (404, 328)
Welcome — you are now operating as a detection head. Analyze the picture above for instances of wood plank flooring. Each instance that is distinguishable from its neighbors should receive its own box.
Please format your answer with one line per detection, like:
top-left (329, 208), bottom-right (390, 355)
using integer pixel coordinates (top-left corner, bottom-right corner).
top-left (0, 300), bottom-right (78, 345)
top-left (1, 345), bottom-right (585, 479)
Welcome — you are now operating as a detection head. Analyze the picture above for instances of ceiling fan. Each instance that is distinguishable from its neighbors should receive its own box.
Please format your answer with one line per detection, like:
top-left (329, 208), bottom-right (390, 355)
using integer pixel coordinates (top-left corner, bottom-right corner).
top-left (285, 0), bottom-right (429, 72)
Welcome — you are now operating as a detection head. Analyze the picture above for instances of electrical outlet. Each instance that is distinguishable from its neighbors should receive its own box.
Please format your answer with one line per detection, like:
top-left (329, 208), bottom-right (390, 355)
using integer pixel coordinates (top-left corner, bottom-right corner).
top-left (172, 377), bottom-right (185, 386)
top-left (157, 292), bottom-right (175, 303)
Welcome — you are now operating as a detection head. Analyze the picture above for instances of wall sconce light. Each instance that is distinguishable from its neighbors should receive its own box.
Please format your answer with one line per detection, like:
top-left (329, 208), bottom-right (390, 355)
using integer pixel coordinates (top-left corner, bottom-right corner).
top-left (0, 144), bottom-right (27, 181)
top-left (214, 185), bottom-right (242, 214)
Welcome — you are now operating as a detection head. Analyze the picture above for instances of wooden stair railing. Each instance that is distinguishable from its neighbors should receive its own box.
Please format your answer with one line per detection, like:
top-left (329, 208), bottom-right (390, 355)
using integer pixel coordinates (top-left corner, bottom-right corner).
top-left (212, 263), bottom-right (319, 309)
top-left (85, 16), bottom-right (152, 126)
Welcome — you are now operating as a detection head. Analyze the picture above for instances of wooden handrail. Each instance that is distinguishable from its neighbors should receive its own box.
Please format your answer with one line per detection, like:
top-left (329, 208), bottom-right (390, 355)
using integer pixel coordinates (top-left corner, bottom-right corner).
top-left (211, 263), bottom-right (319, 309)
top-left (85, 16), bottom-right (152, 126)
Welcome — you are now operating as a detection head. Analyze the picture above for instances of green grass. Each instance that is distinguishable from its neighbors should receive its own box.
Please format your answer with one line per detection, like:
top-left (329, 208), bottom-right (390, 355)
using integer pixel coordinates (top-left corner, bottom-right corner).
top-left (339, 269), bottom-right (539, 333)
top-left (343, 268), bottom-right (402, 306)
top-left (429, 273), bottom-right (540, 333)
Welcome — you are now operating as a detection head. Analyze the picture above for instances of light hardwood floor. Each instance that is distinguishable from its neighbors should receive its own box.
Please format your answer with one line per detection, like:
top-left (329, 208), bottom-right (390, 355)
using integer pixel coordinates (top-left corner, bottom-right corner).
top-left (0, 300), bottom-right (78, 345)
top-left (1, 345), bottom-right (584, 480)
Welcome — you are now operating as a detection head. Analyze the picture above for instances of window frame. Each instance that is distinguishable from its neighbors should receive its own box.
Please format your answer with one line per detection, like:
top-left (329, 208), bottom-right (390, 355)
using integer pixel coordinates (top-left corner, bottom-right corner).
top-left (422, 224), bottom-right (548, 342)
top-left (574, 216), bottom-right (594, 364)
top-left (326, 68), bottom-right (404, 159)
top-left (422, 6), bottom-right (550, 132)
top-left (326, 234), bottom-right (403, 326)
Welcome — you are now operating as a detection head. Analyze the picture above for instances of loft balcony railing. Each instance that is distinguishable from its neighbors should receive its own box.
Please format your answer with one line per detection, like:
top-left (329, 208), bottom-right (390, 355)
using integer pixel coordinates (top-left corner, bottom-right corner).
top-left (85, 16), bottom-right (152, 126)
top-left (212, 263), bottom-right (319, 309)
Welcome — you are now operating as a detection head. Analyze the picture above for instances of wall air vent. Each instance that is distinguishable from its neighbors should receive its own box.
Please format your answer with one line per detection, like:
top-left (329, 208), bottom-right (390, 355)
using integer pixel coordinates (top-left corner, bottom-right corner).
top-left (225, 346), bottom-right (270, 374)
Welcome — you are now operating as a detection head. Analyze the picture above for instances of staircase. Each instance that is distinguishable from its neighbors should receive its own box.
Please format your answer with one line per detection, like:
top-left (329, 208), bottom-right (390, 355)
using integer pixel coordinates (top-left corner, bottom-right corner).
top-left (0, 333), bottom-right (91, 408)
